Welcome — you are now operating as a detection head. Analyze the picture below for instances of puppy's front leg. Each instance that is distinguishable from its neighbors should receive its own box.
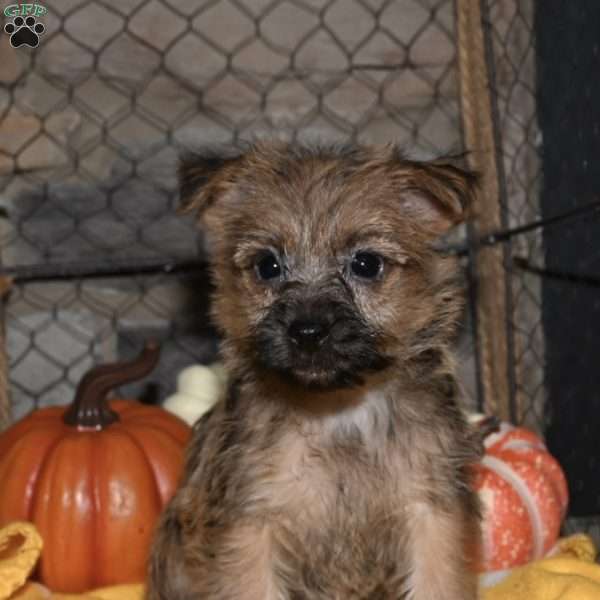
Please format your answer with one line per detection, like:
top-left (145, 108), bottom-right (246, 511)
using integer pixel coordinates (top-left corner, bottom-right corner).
top-left (147, 506), bottom-right (195, 600)
top-left (148, 507), bottom-right (279, 600)
top-left (407, 502), bottom-right (479, 600)
top-left (203, 522), bottom-right (280, 600)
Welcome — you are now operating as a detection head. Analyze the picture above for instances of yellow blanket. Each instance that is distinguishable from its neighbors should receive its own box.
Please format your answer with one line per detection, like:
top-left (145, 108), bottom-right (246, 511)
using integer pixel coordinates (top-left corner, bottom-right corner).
top-left (2, 521), bottom-right (599, 599)
top-left (0, 522), bottom-right (143, 600)
top-left (482, 534), bottom-right (600, 600)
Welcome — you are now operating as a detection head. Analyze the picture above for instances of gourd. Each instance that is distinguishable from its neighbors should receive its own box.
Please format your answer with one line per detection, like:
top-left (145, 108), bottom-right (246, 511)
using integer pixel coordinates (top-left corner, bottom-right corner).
top-left (163, 362), bottom-right (226, 425)
top-left (0, 342), bottom-right (191, 593)
top-left (473, 420), bottom-right (569, 571)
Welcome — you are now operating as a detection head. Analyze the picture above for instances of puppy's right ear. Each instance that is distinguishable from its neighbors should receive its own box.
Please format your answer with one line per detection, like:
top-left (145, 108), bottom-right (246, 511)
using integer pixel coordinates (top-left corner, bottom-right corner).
top-left (178, 151), bottom-right (241, 216)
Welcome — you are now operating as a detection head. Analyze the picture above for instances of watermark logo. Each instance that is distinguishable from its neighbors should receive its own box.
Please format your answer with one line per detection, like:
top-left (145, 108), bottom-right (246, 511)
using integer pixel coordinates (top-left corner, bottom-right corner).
top-left (3, 4), bottom-right (46, 48)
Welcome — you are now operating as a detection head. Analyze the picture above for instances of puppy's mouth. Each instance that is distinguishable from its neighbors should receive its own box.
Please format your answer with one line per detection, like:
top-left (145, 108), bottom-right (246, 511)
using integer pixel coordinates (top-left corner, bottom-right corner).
top-left (290, 364), bottom-right (341, 388)
top-left (285, 354), bottom-right (356, 389)
top-left (253, 307), bottom-right (391, 390)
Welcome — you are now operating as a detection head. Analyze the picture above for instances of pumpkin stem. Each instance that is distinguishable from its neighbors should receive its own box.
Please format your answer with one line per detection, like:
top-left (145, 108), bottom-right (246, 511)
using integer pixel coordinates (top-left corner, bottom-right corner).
top-left (63, 341), bottom-right (161, 429)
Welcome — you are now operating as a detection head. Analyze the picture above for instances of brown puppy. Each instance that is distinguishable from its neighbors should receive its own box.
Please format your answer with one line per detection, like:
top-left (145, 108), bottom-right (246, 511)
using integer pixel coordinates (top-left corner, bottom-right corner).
top-left (148, 142), bottom-right (481, 600)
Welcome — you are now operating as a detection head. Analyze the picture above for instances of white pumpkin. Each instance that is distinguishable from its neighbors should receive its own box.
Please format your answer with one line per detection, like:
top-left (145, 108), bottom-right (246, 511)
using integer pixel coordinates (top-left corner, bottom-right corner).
top-left (163, 363), bottom-right (226, 425)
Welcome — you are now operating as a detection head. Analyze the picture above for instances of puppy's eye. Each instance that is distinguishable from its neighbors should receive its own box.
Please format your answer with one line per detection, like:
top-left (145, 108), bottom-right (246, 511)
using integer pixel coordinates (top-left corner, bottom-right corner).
top-left (351, 252), bottom-right (384, 280)
top-left (255, 252), bottom-right (282, 281)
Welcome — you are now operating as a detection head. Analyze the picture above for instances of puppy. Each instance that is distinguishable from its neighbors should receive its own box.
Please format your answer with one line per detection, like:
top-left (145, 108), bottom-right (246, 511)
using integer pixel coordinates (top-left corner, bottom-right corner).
top-left (148, 142), bottom-right (481, 599)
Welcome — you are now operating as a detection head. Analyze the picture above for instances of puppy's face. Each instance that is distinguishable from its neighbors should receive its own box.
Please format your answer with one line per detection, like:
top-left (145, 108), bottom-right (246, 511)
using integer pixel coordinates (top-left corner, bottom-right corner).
top-left (181, 144), bottom-right (475, 390)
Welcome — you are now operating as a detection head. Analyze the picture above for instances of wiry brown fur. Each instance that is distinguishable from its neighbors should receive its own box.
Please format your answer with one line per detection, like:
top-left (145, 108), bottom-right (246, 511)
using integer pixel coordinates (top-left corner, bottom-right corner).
top-left (148, 142), bottom-right (482, 600)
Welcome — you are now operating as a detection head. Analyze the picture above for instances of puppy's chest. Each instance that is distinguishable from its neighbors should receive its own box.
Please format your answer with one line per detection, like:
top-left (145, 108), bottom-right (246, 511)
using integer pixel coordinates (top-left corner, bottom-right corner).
top-left (262, 435), bottom-right (412, 597)
top-left (253, 402), bottom-right (423, 525)
top-left (268, 440), bottom-right (392, 518)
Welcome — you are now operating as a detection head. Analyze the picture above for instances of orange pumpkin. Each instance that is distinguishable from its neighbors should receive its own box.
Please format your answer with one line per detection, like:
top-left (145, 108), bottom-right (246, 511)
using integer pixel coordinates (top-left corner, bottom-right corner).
top-left (473, 418), bottom-right (568, 572)
top-left (0, 342), bottom-right (191, 593)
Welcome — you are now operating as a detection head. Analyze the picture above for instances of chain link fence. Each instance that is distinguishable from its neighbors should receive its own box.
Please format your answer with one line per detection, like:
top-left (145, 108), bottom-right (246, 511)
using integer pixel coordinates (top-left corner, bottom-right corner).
top-left (2, 0), bottom-right (599, 542)
top-left (1, 0), bottom-right (473, 420)
top-left (482, 0), bottom-right (543, 429)
top-left (1, 0), bottom-right (587, 465)
top-left (483, 0), bottom-right (600, 535)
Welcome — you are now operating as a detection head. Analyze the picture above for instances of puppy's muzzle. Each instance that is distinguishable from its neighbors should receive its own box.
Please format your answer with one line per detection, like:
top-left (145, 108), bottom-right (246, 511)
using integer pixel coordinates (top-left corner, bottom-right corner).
top-left (288, 318), bottom-right (330, 351)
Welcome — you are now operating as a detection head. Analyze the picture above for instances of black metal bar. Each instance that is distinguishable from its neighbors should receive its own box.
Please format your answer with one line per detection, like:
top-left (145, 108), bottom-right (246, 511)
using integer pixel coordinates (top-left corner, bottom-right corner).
top-left (514, 256), bottom-right (600, 287)
top-left (0, 257), bottom-right (210, 284)
top-left (437, 198), bottom-right (600, 257)
top-left (2, 196), bottom-right (598, 286)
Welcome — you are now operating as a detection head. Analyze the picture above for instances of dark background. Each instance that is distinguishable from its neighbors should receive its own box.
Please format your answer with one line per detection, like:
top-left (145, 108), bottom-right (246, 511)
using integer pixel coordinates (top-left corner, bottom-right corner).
top-left (537, 1), bottom-right (600, 516)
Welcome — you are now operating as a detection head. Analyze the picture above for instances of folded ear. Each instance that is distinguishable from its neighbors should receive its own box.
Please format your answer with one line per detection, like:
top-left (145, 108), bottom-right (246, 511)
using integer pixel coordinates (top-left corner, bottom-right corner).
top-left (178, 150), bottom-right (242, 216)
top-left (397, 160), bottom-right (478, 233)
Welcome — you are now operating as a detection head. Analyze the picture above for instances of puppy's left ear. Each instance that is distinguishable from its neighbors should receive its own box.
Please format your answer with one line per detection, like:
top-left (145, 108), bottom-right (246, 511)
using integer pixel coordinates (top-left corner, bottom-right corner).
top-left (178, 151), bottom-right (242, 216)
top-left (398, 160), bottom-right (478, 233)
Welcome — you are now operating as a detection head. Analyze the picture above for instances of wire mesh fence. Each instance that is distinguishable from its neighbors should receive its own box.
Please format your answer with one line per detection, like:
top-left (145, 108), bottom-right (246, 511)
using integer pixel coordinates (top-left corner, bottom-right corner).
top-left (1, 0), bottom-right (471, 420)
top-left (482, 0), bottom-right (600, 532)
top-left (481, 0), bottom-right (543, 429)
top-left (2, 0), bottom-right (600, 541)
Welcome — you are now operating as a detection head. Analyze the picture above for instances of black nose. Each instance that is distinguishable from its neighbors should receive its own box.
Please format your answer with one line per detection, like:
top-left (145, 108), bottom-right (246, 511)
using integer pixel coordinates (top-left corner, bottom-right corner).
top-left (288, 319), bottom-right (329, 350)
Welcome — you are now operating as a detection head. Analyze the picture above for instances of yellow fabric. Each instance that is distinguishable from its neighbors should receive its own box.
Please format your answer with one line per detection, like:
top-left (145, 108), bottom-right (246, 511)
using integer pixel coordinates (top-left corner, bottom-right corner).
top-left (3, 520), bottom-right (600, 600)
top-left (51, 585), bottom-right (144, 600)
top-left (10, 583), bottom-right (50, 600)
top-left (483, 534), bottom-right (600, 600)
top-left (0, 522), bottom-right (43, 600)
top-left (9, 584), bottom-right (144, 600)
top-left (0, 521), bottom-right (143, 600)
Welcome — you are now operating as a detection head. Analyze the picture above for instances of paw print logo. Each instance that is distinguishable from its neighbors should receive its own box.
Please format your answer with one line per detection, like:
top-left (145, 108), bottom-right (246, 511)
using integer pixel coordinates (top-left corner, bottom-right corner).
top-left (4, 16), bottom-right (45, 48)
